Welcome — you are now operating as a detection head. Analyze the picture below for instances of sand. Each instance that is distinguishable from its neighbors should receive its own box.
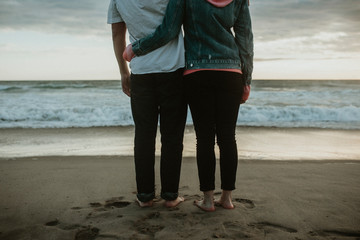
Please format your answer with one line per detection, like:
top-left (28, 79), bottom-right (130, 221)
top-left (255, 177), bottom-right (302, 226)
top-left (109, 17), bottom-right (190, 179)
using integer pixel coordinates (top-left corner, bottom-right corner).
top-left (0, 127), bottom-right (360, 239)
top-left (1, 126), bottom-right (360, 160)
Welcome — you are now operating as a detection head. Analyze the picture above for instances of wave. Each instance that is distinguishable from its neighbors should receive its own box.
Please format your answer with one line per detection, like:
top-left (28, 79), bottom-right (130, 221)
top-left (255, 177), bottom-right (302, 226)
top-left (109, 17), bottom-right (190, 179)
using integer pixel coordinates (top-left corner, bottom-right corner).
top-left (31, 83), bottom-right (96, 90)
top-left (0, 81), bottom-right (121, 92)
top-left (237, 105), bottom-right (360, 129)
top-left (1, 104), bottom-right (359, 129)
top-left (1, 80), bottom-right (359, 129)
top-left (0, 106), bottom-right (134, 128)
top-left (0, 86), bottom-right (27, 92)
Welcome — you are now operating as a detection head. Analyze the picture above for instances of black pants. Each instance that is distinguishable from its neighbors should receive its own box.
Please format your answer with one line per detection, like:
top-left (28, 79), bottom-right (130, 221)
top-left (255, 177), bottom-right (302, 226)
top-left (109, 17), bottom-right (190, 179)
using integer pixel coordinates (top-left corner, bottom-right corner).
top-left (185, 71), bottom-right (244, 192)
top-left (130, 69), bottom-right (187, 202)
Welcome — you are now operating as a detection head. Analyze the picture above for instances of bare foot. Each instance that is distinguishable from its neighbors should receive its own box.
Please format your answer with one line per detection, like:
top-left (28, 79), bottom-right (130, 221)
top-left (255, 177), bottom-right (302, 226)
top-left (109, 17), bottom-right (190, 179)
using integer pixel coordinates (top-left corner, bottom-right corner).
top-left (136, 198), bottom-right (153, 208)
top-left (193, 199), bottom-right (215, 212)
top-left (164, 196), bottom-right (185, 208)
top-left (214, 200), bottom-right (234, 209)
top-left (215, 190), bottom-right (234, 209)
top-left (194, 190), bottom-right (215, 212)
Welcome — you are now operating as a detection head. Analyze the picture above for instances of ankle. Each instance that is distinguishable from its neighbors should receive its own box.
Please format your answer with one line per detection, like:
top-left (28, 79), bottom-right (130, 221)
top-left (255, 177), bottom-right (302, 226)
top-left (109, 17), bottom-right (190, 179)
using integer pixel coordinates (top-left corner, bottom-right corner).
top-left (203, 190), bottom-right (214, 205)
top-left (221, 190), bottom-right (232, 202)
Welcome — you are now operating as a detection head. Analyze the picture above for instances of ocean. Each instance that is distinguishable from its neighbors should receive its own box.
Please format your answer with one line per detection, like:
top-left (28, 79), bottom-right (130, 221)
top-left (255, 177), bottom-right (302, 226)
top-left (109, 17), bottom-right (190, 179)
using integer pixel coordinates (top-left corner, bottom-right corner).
top-left (1, 80), bottom-right (359, 129)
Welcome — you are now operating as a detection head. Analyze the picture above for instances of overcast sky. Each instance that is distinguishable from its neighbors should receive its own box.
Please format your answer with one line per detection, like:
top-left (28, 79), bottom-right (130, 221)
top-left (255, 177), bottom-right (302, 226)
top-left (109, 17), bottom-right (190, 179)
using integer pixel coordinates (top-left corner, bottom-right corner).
top-left (0, 0), bottom-right (359, 80)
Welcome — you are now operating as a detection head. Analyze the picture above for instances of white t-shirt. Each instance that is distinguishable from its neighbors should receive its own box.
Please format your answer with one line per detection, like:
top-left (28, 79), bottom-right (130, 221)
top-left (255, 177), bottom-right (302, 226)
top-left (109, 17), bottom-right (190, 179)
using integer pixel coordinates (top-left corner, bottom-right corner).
top-left (107, 0), bottom-right (185, 74)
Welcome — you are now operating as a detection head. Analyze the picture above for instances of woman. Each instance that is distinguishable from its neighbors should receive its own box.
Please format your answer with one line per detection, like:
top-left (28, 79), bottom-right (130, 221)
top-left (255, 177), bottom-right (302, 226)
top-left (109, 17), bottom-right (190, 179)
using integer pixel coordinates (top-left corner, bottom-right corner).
top-left (124, 0), bottom-right (253, 211)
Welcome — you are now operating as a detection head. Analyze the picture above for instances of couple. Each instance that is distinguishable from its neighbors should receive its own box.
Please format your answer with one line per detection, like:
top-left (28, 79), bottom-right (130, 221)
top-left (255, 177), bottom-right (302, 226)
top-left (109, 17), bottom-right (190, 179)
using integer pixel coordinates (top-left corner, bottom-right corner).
top-left (108, 0), bottom-right (253, 212)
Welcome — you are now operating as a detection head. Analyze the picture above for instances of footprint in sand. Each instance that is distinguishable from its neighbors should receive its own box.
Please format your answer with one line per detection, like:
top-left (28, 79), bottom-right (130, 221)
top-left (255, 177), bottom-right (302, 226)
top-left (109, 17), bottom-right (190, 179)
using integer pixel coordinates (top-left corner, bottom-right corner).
top-left (132, 212), bottom-right (164, 237)
top-left (105, 197), bottom-right (131, 208)
top-left (89, 202), bottom-right (102, 208)
top-left (134, 224), bottom-right (165, 237)
top-left (44, 219), bottom-right (83, 231)
top-left (173, 212), bottom-right (187, 218)
top-left (310, 229), bottom-right (360, 238)
top-left (145, 211), bottom-right (161, 219)
top-left (250, 222), bottom-right (297, 233)
top-left (71, 207), bottom-right (82, 210)
top-left (104, 200), bottom-right (131, 209)
top-left (75, 226), bottom-right (100, 240)
top-left (89, 197), bottom-right (131, 209)
top-left (45, 219), bottom-right (100, 240)
top-left (44, 219), bottom-right (59, 227)
top-left (222, 221), bottom-right (251, 239)
top-left (234, 198), bottom-right (255, 209)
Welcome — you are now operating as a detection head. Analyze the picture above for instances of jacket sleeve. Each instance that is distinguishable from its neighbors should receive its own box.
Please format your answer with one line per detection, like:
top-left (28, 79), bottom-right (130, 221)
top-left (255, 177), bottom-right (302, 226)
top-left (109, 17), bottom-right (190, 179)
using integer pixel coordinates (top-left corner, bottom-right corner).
top-left (132, 0), bottom-right (185, 56)
top-left (234, 0), bottom-right (254, 85)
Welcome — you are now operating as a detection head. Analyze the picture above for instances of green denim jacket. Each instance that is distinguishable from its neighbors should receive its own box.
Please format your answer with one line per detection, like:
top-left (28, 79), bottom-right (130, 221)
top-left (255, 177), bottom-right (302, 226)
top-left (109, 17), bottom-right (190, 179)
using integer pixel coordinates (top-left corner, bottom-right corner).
top-left (132, 0), bottom-right (253, 85)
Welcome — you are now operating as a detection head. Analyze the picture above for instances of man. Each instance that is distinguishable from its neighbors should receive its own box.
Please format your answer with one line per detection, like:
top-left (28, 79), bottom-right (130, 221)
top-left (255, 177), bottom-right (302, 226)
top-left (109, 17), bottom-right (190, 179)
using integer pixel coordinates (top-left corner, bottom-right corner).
top-left (107, 0), bottom-right (186, 207)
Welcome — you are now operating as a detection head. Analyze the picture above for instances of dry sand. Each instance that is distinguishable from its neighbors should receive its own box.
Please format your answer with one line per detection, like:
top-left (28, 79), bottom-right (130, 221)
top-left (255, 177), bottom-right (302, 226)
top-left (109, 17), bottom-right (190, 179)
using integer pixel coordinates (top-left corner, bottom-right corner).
top-left (0, 127), bottom-right (360, 239)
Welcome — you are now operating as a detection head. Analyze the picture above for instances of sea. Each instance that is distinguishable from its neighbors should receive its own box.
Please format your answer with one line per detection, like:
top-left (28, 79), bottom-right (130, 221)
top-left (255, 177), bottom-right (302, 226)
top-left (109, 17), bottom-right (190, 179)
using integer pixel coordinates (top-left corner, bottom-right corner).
top-left (0, 80), bottom-right (359, 129)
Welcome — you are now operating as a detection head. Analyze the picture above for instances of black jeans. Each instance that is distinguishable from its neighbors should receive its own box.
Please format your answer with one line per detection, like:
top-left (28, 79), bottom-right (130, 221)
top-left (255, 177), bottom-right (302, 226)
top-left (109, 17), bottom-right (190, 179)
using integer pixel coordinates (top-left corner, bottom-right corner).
top-left (185, 71), bottom-right (244, 192)
top-left (130, 69), bottom-right (187, 202)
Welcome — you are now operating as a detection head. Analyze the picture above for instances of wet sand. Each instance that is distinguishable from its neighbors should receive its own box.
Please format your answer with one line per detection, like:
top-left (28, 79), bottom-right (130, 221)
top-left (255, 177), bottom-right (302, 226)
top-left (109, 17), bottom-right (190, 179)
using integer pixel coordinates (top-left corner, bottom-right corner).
top-left (1, 126), bottom-right (360, 160)
top-left (0, 127), bottom-right (360, 239)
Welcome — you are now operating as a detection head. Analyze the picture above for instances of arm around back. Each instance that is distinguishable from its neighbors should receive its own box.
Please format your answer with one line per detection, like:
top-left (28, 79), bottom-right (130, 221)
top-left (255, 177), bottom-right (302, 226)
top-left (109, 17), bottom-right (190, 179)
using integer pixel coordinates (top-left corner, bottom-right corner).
top-left (132, 0), bottom-right (185, 56)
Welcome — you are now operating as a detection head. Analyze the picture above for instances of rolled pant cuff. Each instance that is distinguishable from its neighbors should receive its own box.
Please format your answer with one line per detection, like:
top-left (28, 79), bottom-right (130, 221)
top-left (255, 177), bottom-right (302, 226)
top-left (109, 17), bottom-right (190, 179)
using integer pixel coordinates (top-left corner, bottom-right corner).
top-left (200, 185), bottom-right (215, 192)
top-left (137, 192), bottom-right (155, 202)
top-left (161, 192), bottom-right (179, 201)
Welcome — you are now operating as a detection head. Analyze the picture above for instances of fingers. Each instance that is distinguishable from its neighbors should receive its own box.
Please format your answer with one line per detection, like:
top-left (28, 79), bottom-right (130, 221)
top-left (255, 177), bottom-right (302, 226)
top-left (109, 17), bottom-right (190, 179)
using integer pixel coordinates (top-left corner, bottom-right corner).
top-left (122, 88), bottom-right (131, 97)
top-left (121, 75), bottom-right (131, 97)
top-left (123, 44), bottom-right (135, 62)
top-left (241, 85), bottom-right (250, 103)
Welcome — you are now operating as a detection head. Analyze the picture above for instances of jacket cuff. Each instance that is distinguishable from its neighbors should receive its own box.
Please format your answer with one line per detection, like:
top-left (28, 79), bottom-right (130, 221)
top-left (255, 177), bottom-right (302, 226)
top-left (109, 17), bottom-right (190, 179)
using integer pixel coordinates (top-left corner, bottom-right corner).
top-left (132, 40), bottom-right (143, 56)
top-left (244, 75), bottom-right (252, 85)
top-left (242, 66), bottom-right (253, 85)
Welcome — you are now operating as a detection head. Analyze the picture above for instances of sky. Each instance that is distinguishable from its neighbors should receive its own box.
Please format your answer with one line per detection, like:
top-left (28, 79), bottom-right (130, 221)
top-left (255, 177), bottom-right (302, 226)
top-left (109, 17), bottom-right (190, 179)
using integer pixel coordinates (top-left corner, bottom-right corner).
top-left (0, 0), bottom-right (359, 80)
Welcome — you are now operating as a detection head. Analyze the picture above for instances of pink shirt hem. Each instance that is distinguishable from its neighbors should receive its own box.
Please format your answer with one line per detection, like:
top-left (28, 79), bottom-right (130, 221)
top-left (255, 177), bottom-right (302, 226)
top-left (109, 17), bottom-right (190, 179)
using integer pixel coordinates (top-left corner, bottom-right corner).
top-left (183, 69), bottom-right (242, 76)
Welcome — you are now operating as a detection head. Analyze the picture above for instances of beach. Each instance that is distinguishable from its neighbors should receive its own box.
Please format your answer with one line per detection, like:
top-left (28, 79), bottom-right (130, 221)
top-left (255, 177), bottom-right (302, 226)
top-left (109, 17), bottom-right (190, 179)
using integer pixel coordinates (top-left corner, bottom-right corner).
top-left (1, 126), bottom-right (360, 160)
top-left (1, 126), bottom-right (360, 240)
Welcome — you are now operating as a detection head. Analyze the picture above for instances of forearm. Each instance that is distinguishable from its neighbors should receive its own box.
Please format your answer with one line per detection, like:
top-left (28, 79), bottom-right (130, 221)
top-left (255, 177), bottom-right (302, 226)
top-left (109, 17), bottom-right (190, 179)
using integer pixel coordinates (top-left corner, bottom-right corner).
top-left (132, 0), bottom-right (184, 56)
top-left (112, 22), bottom-right (131, 96)
top-left (112, 23), bottom-right (130, 77)
top-left (234, 0), bottom-right (254, 85)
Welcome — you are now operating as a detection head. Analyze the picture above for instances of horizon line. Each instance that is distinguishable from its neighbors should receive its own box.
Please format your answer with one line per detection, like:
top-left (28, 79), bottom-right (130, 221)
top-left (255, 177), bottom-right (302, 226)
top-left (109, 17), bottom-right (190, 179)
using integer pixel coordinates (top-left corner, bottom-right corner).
top-left (1, 78), bottom-right (360, 81)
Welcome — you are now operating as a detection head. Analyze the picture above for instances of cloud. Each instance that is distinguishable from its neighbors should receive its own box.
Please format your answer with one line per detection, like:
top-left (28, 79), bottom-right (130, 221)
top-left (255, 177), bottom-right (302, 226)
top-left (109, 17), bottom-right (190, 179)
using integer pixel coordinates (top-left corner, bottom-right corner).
top-left (1, 0), bottom-right (359, 42)
top-left (251, 0), bottom-right (360, 37)
top-left (250, 0), bottom-right (360, 61)
top-left (0, 0), bottom-right (110, 36)
top-left (0, 0), bottom-right (359, 57)
top-left (1, 0), bottom-right (359, 80)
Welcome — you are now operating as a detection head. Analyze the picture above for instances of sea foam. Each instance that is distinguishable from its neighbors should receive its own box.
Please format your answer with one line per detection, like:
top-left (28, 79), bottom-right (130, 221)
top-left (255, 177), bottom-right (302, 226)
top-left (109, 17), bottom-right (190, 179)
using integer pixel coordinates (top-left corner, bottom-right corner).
top-left (1, 80), bottom-right (359, 129)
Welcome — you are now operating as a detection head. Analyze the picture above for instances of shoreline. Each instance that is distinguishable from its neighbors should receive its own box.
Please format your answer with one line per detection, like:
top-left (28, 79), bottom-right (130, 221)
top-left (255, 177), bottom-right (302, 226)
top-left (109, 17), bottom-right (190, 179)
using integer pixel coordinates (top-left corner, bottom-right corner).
top-left (2, 125), bottom-right (360, 130)
top-left (1, 126), bottom-right (359, 160)
top-left (1, 155), bottom-right (360, 163)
